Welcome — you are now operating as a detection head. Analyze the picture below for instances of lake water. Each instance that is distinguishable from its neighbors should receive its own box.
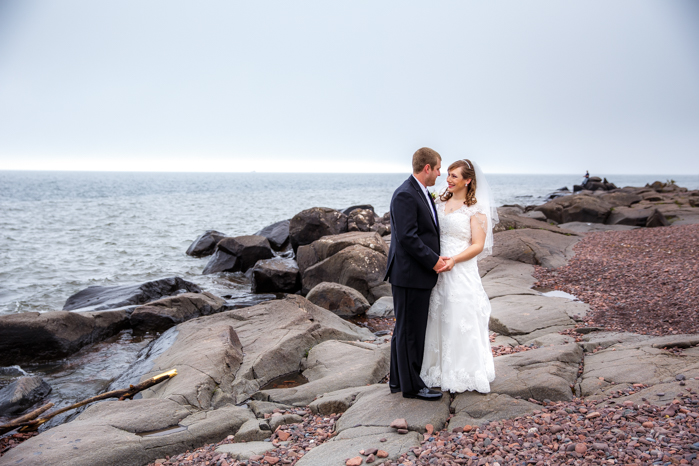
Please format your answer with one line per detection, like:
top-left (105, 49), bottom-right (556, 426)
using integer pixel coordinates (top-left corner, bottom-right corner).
top-left (1, 171), bottom-right (697, 315)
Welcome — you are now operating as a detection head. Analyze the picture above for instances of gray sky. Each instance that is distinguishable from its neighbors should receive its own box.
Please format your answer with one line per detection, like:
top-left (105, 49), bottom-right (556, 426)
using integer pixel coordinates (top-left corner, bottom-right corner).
top-left (0, 1), bottom-right (697, 174)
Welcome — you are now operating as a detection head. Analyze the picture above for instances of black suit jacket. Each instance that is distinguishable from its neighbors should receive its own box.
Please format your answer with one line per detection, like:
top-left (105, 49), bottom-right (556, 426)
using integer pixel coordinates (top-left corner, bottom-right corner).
top-left (384, 176), bottom-right (440, 289)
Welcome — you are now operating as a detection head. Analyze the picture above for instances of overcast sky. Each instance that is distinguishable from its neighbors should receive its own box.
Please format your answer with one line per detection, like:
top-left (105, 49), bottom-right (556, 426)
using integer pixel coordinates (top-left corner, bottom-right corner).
top-left (0, 1), bottom-right (697, 174)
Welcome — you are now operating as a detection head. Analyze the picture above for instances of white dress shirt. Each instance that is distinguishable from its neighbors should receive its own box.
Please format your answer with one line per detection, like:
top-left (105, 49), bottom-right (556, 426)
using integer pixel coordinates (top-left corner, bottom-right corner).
top-left (412, 174), bottom-right (437, 224)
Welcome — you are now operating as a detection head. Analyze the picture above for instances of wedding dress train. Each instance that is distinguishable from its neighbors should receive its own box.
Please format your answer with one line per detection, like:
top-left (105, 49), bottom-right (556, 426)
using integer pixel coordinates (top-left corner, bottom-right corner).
top-left (420, 201), bottom-right (495, 393)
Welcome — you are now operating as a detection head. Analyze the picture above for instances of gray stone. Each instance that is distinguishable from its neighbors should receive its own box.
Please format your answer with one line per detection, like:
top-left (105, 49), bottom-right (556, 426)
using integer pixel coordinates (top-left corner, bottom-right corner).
top-left (269, 413), bottom-right (303, 431)
top-left (366, 296), bottom-right (394, 317)
top-left (130, 292), bottom-right (227, 332)
top-left (257, 340), bottom-right (390, 406)
top-left (0, 309), bottom-right (130, 364)
top-left (254, 219), bottom-right (291, 250)
top-left (594, 379), bottom-right (699, 409)
top-left (251, 257), bottom-right (301, 293)
top-left (0, 376), bottom-right (51, 416)
top-left (597, 192), bottom-right (643, 207)
top-left (480, 259), bottom-right (539, 299)
top-left (489, 294), bottom-right (585, 343)
top-left (534, 194), bottom-right (612, 224)
top-left (557, 222), bottom-right (639, 234)
top-left (63, 276), bottom-right (202, 312)
top-left (491, 334), bottom-right (519, 347)
top-left (308, 386), bottom-right (375, 415)
top-left (0, 402), bottom-right (253, 466)
top-left (578, 331), bottom-right (654, 352)
top-left (580, 339), bottom-right (699, 397)
top-left (186, 230), bottom-right (227, 257)
top-left (215, 441), bottom-right (277, 460)
top-left (523, 332), bottom-right (575, 347)
top-left (302, 244), bottom-right (389, 303)
top-left (347, 208), bottom-right (376, 232)
top-left (489, 344), bottom-right (583, 401)
top-left (247, 400), bottom-right (294, 418)
top-left (296, 427), bottom-right (420, 466)
top-left (606, 206), bottom-right (665, 227)
top-left (233, 418), bottom-right (272, 442)
top-left (289, 207), bottom-right (348, 251)
top-left (521, 210), bottom-right (547, 221)
top-left (202, 235), bottom-right (274, 274)
top-left (448, 392), bottom-right (540, 430)
top-left (296, 231), bottom-right (388, 274)
top-left (491, 229), bottom-right (580, 269)
top-left (306, 282), bottom-right (371, 317)
top-left (334, 384), bottom-right (451, 434)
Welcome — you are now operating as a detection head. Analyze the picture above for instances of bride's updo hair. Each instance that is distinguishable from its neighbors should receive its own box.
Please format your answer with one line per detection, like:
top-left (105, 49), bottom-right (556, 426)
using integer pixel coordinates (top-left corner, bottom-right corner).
top-left (440, 159), bottom-right (477, 207)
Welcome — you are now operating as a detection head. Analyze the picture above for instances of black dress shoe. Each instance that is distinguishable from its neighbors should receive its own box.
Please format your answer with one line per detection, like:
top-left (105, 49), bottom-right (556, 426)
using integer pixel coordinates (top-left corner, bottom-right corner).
top-left (389, 384), bottom-right (400, 394)
top-left (402, 388), bottom-right (443, 401)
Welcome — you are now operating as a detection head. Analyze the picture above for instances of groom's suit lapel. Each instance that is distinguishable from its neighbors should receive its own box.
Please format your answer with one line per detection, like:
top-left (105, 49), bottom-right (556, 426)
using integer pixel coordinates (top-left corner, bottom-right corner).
top-left (408, 176), bottom-right (439, 232)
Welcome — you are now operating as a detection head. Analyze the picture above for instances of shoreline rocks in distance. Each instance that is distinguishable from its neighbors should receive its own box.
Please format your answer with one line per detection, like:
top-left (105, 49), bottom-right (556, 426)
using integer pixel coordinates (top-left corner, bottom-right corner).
top-left (202, 235), bottom-right (274, 275)
top-left (254, 219), bottom-right (291, 250)
top-left (289, 207), bottom-right (348, 251)
top-left (185, 230), bottom-right (227, 257)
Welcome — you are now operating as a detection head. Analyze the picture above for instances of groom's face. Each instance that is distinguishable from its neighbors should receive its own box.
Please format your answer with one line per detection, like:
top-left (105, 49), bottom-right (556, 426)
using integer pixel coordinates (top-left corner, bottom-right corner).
top-left (425, 161), bottom-right (441, 187)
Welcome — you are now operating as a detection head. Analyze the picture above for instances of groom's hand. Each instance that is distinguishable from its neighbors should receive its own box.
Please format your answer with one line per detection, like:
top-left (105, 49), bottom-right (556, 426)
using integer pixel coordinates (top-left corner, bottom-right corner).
top-left (433, 257), bottom-right (447, 273)
top-left (437, 256), bottom-right (454, 273)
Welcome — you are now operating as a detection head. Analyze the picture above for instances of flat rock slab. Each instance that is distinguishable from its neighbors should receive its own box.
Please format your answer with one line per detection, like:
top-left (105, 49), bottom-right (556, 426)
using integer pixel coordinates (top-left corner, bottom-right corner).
top-left (594, 378), bottom-right (699, 409)
top-left (334, 384), bottom-right (451, 434)
top-left (257, 340), bottom-right (390, 406)
top-left (448, 392), bottom-right (540, 431)
top-left (580, 339), bottom-right (699, 397)
top-left (296, 426), bottom-right (420, 466)
top-left (490, 343), bottom-right (583, 402)
top-left (491, 229), bottom-right (580, 269)
top-left (489, 294), bottom-right (587, 344)
top-left (480, 260), bottom-right (540, 299)
top-left (557, 222), bottom-right (638, 234)
top-left (308, 386), bottom-right (375, 415)
top-left (215, 441), bottom-right (277, 460)
top-left (0, 402), bottom-right (253, 466)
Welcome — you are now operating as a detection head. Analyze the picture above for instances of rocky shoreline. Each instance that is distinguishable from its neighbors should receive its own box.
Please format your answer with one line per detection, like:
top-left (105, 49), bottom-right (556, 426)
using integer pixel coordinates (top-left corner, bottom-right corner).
top-left (2, 179), bottom-right (699, 465)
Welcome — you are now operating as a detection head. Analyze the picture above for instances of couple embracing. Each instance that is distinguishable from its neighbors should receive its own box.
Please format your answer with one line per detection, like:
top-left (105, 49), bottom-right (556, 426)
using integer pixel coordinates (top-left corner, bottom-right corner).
top-left (384, 147), bottom-right (498, 401)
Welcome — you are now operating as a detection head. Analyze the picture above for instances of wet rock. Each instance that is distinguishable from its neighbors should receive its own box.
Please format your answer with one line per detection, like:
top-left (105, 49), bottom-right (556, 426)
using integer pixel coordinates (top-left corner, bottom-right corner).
top-left (335, 384), bottom-right (450, 434)
top-left (448, 392), bottom-right (539, 431)
top-left (489, 344), bottom-right (583, 401)
top-left (186, 230), bottom-right (227, 257)
top-left (366, 296), bottom-right (394, 318)
top-left (257, 340), bottom-right (389, 406)
top-left (306, 282), bottom-right (371, 317)
top-left (63, 277), bottom-right (202, 312)
top-left (348, 208), bottom-right (376, 232)
top-left (296, 426), bottom-right (420, 466)
top-left (251, 257), bottom-right (301, 293)
top-left (0, 309), bottom-right (130, 364)
top-left (202, 235), bottom-right (273, 275)
top-left (302, 244), bottom-right (389, 303)
top-left (255, 219), bottom-right (291, 250)
top-left (130, 292), bottom-right (227, 332)
top-left (289, 207), bottom-right (348, 251)
top-left (0, 376), bottom-right (52, 416)
top-left (491, 229), bottom-right (580, 269)
top-left (534, 194), bottom-right (612, 224)
top-left (296, 231), bottom-right (388, 274)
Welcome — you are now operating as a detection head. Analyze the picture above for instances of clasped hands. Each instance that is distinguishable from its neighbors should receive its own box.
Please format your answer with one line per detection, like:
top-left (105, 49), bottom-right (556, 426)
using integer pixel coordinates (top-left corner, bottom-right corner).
top-left (433, 256), bottom-right (455, 274)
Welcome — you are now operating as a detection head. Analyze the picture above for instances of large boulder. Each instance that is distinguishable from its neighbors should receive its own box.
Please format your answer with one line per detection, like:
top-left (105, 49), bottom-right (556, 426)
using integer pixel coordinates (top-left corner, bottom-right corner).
top-left (202, 235), bottom-right (273, 275)
top-left (297, 231), bottom-right (388, 274)
top-left (256, 340), bottom-right (390, 406)
top-left (185, 230), bottom-right (226, 257)
top-left (605, 206), bottom-right (668, 227)
top-left (289, 207), bottom-right (348, 251)
top-left (597, 191), bottom-right (642, 208)
top-left (254, 219), bottom-right (290, 250)
top-left (347, 208), bottom-right (375, 232)
top-left (366, 296), bottom-right (394, 317)
top-left (342, 204), bottom-right (375, 215)
top-left (0, 309), bottom-right (130, 364)
top-left (306, 282), bottom-right (371, 317)
top-left (63, 277), bottom-right (202, 312)
top-left (250, 257), bottom-right (300, 293)
top-left (301, 244), bottom-right (390, 303)
top-left (0, 375), bottom-right (52, 416)
top-left (491, 229), bottom-right (580, 269)
top-left (534, 194), bottom-right (612, 224)
top-left (129, 292), bottom-right (227, 332)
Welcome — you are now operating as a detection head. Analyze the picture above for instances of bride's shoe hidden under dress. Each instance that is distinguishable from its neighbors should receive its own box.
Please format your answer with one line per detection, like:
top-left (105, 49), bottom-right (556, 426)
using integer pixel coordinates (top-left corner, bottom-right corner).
top-left (420, 201), bottom-right (495, 393)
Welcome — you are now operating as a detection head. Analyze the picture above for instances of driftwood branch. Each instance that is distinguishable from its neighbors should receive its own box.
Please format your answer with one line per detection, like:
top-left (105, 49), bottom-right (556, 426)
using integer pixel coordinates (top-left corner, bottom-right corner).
top-left (0, 369), bottom-right (177, 435)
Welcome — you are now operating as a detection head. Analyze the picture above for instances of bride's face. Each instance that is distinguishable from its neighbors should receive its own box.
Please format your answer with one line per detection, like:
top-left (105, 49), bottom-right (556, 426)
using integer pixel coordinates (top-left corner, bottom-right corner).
top-left (446, 169), bottom-right (471, 194)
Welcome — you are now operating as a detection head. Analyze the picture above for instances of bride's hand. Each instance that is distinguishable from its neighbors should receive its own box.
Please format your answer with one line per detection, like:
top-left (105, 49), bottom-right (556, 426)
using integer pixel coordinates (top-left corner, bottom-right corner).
top-left (437, 256), bottom-right (455, 273)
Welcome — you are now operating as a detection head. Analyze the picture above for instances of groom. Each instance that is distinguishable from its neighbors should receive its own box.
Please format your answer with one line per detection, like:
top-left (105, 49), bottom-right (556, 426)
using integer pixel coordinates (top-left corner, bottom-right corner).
top-left (384, 147), bottom-right (445, 401)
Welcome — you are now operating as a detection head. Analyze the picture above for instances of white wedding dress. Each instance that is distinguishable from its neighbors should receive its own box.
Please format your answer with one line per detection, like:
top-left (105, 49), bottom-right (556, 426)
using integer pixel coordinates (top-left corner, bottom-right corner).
top-left (420, 200), bottom-right (495, 393)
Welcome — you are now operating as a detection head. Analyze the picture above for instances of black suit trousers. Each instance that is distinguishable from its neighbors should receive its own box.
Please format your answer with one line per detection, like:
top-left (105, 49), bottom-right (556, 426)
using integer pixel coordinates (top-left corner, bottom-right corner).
top-left (389, 284), bottom-right (431, 394)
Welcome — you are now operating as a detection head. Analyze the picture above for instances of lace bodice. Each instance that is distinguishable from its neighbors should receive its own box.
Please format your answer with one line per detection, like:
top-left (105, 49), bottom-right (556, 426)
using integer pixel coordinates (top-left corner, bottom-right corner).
top-left (435, 201), bottom-right (487, 257)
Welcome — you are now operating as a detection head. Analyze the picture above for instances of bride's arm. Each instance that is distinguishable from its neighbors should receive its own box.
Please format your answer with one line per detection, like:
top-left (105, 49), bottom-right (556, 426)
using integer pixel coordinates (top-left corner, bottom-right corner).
top-left (436, 213), bottom-right (487, 272)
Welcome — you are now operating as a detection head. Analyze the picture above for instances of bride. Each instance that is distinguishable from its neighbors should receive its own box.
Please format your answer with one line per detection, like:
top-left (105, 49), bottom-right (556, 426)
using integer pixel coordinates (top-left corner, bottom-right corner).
top-left (420, 159), bottom-right (498, 394)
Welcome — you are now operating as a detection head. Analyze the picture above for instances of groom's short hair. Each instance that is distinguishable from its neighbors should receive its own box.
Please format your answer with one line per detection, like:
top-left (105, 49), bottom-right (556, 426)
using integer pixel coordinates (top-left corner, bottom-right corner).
top-left (412, 147), bottom-right (442, 173)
